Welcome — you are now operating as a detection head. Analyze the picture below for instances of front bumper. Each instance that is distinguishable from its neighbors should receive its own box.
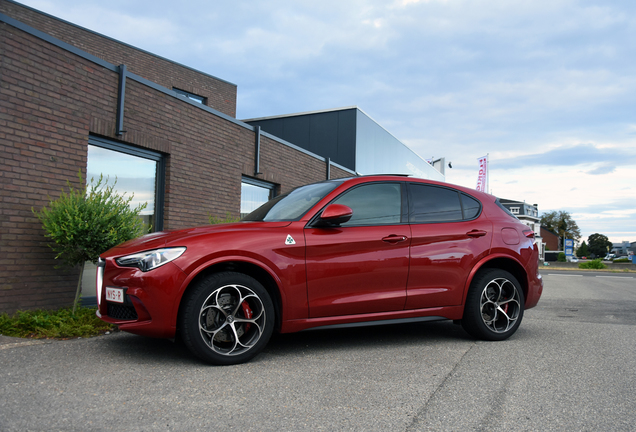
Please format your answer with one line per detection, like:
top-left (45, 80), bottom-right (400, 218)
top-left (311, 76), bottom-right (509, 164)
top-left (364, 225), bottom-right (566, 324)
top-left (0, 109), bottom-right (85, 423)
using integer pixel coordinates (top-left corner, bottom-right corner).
top-left (96, 257), bottom-right (188, 338)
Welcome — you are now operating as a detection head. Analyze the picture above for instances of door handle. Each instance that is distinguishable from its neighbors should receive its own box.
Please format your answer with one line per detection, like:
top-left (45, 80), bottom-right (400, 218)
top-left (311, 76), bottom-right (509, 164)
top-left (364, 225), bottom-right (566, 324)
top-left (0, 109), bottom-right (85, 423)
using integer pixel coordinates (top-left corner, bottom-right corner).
top-left (382, 235), bottom-right (408, 244)
top-left (467, 230), bottom-right (487, 238)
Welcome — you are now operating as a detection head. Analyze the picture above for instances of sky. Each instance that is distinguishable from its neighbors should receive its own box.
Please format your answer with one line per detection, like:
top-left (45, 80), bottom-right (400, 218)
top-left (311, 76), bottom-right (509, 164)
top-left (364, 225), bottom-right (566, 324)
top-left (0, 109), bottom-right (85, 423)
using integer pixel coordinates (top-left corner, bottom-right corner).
top-left (17, 0), bottom-right (636, 244)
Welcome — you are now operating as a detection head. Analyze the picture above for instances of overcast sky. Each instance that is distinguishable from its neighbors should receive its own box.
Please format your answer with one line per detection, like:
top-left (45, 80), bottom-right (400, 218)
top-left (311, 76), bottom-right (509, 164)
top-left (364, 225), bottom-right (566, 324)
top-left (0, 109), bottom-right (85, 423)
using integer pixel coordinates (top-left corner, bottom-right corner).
top-left (18, 0), bottom-right (636, 244)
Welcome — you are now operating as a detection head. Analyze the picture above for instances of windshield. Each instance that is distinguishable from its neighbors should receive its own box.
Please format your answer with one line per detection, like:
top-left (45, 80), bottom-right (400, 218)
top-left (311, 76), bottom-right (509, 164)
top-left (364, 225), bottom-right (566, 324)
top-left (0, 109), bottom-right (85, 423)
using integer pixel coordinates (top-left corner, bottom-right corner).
top-left (242, 180), bottom-right (343, 222)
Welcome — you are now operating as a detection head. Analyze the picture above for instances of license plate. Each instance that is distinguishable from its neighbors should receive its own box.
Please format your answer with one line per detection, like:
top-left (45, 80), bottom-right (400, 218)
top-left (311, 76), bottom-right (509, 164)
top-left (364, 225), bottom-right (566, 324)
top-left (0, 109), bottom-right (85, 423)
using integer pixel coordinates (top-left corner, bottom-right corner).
top-left (105, 287), bottom-right (124, 303)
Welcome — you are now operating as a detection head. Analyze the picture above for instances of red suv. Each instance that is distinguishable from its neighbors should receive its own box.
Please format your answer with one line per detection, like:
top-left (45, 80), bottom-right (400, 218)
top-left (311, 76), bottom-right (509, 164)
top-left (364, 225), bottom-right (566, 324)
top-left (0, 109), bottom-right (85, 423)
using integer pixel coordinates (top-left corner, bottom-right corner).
top-left (97, 175), bottom-right (542, 365)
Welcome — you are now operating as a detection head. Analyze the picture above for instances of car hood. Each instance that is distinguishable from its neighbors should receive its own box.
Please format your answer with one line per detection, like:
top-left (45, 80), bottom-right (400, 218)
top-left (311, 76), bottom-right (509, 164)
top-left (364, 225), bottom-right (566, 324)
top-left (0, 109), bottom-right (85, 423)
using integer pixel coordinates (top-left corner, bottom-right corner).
top-left (103, 221), bottom-right (292, 257)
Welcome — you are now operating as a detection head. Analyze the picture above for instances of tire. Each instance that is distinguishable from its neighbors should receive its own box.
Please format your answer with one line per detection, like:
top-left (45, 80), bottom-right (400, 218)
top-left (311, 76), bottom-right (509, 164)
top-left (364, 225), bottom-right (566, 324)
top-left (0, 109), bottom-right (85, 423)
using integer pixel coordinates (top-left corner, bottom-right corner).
top-left (461, 269), bottom-right (525, 341)
top-left (179, 272), bottom-right (275, 365)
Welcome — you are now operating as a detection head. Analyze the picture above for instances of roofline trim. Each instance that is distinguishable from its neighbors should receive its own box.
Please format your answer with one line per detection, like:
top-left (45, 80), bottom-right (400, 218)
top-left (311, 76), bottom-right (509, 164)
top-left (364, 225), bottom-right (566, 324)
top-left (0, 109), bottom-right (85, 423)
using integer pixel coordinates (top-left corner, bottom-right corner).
top-left (1, 0), bottom-right (237, 87)
top-left (242, 106), bottom-right (360, 122)
top-left (0, 10), bottom-right (356, 177)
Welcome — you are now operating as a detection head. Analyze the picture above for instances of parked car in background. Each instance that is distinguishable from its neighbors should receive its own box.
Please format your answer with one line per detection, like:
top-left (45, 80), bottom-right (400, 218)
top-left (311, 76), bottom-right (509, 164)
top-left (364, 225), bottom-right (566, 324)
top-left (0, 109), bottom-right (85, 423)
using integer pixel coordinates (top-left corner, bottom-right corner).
top-left (96, 175), bottom-right (543, 365)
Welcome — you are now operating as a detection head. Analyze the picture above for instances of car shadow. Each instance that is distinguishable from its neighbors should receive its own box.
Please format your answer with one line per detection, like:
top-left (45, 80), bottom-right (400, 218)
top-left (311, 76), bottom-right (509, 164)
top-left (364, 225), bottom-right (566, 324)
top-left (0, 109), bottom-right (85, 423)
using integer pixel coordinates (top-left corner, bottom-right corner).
top-left (263, 320), bottom-right (472, 357)
top-left (101, 320), bottom-right (475, 366)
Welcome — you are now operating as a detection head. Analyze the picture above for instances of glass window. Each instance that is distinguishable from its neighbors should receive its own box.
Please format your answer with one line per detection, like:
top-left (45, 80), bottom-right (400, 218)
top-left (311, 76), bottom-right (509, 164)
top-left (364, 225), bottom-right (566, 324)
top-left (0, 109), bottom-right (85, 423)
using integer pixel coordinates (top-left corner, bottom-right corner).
top-left (409, 184), bottom-right (463, 223)
top-left (461, 194), bottom-right (482, 220)
top-left (241, 178), bottom-right (275, 219)
top-left (173, 88), bottom-right (207, 104)
top-left (332, 183), bottom-right (402, 226)
top-left (243, 181), bottom-right (340, 222)
top-left (87, 138), bottom-right (163, 232)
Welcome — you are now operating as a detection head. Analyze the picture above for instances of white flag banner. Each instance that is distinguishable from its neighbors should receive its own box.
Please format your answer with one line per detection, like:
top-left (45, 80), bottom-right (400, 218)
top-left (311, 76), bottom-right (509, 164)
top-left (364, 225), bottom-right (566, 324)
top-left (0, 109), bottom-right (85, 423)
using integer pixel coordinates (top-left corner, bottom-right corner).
top-left (476, 155), bottom-right (488, 192)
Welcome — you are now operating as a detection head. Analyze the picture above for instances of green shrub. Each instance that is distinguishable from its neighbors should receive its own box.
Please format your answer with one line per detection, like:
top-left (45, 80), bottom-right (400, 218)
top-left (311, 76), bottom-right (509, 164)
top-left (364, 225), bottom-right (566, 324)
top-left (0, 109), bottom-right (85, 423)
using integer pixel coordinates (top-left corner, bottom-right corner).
top-left (579, 259), bottom-right (607, 270)
top-left (557, 252), bottom-right (566, 262)
top-left (613, 258), bottom-right (630, 263)
top-left (209, 212), bottom-right (240, 224)
top-left (33, 172), bottom-right (148, 312)
top-left (0, 307), bottom-right (115, 339)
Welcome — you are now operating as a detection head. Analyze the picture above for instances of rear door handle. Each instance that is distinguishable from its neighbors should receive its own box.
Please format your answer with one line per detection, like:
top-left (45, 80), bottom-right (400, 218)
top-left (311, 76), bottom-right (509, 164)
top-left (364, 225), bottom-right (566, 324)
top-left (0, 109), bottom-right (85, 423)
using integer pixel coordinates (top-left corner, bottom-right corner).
top-left (467, 230), bottom-right (487, 238)
top-left (382, 235), bottom-right (408, 244)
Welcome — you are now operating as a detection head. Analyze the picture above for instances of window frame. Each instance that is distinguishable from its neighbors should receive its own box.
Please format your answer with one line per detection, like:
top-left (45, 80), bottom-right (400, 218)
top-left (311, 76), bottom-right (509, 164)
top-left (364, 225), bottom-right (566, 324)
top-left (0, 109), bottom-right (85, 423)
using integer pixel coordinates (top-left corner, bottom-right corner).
top-left (173, 87), bottom-right (207, 105)
top-left (88, 135), bottom-right (166, 231)
top-left (241, 176), bottom-right (277, 218)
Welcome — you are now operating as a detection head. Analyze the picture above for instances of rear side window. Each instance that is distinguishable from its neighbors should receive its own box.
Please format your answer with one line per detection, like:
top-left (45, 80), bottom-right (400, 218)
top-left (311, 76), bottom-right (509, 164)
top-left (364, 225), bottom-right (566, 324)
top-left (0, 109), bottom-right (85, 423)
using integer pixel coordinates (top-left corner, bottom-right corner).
top-left (408, 184), bottom-right (481, 223)
top-left (495, 199), bottom-right (519, 220)
top-left (461, 194), bottom-right (481, 219)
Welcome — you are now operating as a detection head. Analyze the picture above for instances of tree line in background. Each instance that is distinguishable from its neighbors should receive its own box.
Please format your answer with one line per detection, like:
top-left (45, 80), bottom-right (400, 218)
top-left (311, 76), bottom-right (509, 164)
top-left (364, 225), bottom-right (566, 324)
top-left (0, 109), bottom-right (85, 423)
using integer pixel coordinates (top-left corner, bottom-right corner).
top-left (540, 210), bottom-right (614, 258)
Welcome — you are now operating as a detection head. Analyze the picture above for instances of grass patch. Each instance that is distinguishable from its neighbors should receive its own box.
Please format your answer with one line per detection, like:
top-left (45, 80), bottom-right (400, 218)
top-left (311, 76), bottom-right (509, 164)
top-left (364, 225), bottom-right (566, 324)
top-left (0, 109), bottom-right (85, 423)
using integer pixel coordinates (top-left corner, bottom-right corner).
top-left (0, 307), bottom-right (116, 339)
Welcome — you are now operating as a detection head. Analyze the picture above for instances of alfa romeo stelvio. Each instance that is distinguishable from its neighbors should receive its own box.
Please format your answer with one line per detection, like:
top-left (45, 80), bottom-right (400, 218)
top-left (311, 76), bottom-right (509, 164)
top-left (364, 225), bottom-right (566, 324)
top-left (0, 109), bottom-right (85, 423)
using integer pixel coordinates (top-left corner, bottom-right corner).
top-left (97, 175), bottom-right (543, 365)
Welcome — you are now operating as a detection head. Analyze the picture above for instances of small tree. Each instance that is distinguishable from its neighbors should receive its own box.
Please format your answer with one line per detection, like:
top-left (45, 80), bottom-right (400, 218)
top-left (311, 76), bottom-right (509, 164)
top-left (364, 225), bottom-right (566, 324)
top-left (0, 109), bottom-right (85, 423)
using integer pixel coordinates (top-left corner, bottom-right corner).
top-left (33, 173), bottom-right (147, 313)
top-left (576, 241), bottom-right (589, 258)
top-left (540, 210), bottom-right (581, 247)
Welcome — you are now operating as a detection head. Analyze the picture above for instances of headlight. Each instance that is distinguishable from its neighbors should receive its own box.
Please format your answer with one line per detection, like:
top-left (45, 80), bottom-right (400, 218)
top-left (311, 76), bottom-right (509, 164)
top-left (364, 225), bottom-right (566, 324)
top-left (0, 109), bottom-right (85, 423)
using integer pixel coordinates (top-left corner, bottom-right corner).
top-left (116, 247), bottom-right (186, 272)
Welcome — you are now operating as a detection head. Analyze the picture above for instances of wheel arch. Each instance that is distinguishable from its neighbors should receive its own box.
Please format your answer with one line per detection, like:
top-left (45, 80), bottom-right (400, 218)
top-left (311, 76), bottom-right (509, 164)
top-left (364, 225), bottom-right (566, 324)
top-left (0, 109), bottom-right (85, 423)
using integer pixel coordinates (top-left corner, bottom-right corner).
top-left (175, 260), bottom-right (283, 333)
top-left (465, 255), bottom-right (529, 303)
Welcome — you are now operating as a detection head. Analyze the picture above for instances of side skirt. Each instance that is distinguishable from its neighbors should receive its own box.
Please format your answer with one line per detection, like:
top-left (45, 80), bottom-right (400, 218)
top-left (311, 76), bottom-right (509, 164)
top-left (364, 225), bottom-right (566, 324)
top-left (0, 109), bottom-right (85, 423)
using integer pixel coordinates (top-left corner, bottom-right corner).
top-left (303, 316), bottom-right (447, 332)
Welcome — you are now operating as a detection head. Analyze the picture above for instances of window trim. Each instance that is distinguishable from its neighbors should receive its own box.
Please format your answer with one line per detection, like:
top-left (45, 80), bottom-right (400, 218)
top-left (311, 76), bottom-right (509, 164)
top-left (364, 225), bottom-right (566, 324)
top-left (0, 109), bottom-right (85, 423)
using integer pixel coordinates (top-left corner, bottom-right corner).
top-left (242, 176), bottom-right (277, 193)
top-left (88, 135), bottom-right (166, 231)
top-left (241, 176), bottom-right (276, 218)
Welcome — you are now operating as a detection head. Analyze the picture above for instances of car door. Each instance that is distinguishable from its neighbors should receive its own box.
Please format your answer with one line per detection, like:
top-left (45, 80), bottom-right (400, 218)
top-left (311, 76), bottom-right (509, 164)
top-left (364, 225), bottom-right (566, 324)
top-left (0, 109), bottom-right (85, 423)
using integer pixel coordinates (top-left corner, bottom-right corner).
top-left (304, 182), bottom-right (410, 318)
top-left (405, 183), bottom-right (492, 309)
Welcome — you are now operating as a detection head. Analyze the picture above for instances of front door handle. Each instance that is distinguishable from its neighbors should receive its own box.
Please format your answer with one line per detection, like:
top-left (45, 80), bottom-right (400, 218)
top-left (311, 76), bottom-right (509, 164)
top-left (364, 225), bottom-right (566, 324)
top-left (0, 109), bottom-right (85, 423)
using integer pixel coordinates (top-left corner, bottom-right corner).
top-left (467, 229), bottom-right (487, 238)
top-left (382, 235), bottom-right (408, 244)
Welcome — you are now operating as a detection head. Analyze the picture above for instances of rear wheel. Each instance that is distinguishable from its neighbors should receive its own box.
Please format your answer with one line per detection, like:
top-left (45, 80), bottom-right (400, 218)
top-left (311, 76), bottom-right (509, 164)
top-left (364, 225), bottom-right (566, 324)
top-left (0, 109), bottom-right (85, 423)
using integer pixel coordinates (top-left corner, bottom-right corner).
top-left (462, 269), bottom-right (524, 341)
top-left (180, 272), bottom-right (274, 365)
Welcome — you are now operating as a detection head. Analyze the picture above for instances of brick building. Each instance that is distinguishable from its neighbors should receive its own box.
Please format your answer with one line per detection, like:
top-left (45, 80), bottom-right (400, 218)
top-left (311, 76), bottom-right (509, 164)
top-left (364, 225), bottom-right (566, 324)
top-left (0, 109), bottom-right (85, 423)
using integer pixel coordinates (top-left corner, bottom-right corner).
top-left (0, 0), bottom-right (362, 313)
top-left (0, 0), bottom-right (442, 314)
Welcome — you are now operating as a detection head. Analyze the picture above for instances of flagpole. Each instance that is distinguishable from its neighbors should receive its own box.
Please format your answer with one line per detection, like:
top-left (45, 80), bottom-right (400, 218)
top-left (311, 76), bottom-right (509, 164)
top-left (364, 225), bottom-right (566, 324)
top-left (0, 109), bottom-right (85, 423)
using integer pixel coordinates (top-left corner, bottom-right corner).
top-left (486, 153), bottom-right (490, 194)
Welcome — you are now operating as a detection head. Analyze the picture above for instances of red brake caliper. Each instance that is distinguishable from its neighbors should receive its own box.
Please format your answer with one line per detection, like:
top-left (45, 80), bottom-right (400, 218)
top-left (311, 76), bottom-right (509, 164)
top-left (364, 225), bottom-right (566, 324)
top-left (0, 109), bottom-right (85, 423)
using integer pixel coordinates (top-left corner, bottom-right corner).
top-left (241, 301), bottom-right (253, 332)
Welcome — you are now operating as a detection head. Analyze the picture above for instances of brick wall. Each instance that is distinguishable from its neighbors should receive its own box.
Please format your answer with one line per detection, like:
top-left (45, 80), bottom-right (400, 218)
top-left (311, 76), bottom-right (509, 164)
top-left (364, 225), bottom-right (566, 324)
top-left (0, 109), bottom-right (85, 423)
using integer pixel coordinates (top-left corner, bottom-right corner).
top-left (541, 227), bottom-right (560, 252)
top-left (0, 2), bottom-right (353, 314)
top-left (0, 0), bottom-right (237, 117)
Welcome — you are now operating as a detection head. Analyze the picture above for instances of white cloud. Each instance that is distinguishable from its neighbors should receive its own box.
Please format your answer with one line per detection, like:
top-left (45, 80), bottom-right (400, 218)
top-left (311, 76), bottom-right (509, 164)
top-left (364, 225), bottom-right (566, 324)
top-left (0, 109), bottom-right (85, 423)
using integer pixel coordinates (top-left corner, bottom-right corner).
top-left (15, 0), bottom-right (636, 243)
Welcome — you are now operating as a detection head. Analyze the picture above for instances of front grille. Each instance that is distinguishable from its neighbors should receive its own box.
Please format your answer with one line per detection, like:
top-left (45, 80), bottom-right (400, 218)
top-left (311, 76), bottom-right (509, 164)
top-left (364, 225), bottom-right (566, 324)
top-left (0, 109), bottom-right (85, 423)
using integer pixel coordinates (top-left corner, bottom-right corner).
top-left (107, 303), bottom-right (138, 321)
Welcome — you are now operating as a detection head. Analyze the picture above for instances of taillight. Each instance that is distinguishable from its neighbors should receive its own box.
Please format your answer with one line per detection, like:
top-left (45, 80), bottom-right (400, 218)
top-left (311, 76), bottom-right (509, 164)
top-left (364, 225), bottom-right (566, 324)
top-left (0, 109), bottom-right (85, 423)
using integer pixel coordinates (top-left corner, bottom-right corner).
top-left (523, 230), bottom-right (535, 239)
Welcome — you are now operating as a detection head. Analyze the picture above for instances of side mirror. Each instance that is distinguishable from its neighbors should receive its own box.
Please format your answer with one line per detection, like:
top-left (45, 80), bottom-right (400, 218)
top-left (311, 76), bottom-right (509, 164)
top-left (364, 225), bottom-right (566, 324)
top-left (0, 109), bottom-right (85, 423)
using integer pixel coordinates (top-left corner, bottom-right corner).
top-left (316, 204), bottom-right (353, 227)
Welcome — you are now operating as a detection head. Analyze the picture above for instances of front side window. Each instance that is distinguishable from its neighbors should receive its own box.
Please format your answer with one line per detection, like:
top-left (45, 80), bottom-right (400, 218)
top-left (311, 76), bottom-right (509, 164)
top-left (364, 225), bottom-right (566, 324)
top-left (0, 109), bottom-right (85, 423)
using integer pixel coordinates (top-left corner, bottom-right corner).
top-left (332, 182), bottom-right (402, 226)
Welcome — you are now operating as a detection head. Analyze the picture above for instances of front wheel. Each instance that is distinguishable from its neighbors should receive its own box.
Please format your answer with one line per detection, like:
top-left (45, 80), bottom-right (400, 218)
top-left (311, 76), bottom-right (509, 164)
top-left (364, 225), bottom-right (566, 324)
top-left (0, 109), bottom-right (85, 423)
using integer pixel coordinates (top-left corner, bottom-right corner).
top-left (461, 269), bottom-right (525, 341)
top-left (180, 272), bottom-right (275, 365)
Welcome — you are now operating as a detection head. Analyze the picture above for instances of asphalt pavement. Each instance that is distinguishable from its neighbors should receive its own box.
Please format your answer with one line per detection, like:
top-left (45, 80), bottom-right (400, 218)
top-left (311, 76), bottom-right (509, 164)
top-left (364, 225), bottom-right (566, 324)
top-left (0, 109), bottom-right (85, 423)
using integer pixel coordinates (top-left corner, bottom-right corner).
top-left (1, 270), bottom-right (635, 431)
